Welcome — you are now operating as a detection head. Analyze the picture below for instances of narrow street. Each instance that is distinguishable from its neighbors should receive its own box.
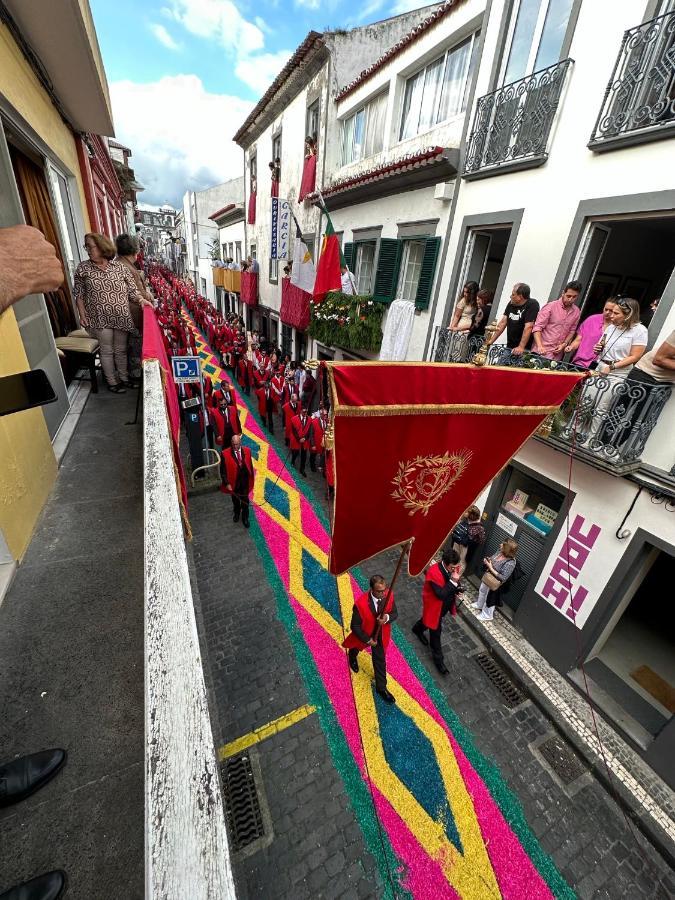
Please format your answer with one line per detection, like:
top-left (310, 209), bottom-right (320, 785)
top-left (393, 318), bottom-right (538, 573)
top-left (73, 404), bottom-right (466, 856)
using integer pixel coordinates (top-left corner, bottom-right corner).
top-left (184, 314), bottom-right (675, 899)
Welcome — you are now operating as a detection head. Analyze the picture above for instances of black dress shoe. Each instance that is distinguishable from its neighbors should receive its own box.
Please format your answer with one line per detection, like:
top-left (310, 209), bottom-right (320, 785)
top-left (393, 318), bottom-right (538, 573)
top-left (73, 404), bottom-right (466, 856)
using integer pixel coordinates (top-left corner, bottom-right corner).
top-left (376, 689), bottom-right (396, 704)
top-left (412, 624), bottom-right (429, 646)
top-left (348, 654), bottom-right (359, 674)
top-left (0, 749), bottom-right (66, 808)
top-left (233, 512), bottom-right (240, 522)
top-left (435, 661), bottom-right (449, 675)
top-left (0, 870), bottom-right (66, 900)
top-left (242, 518), bottom-right (250, 529)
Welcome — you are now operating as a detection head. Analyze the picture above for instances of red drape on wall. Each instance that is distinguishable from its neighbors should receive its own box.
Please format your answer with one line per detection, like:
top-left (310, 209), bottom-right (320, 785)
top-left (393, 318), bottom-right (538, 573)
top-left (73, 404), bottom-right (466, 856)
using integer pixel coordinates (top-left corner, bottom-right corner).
top-left (247, 191), bottom-right (256, 225)
top-left (270, 180), bottom-right (279, 198)
top-left (241, 271), bottom-right (259, 306)
top-left (327, 363), bottom-right (585, 576)
top-left (298, 154), bottom-right (317, 201)
top-left (280, 278), bottom-right (310, 330)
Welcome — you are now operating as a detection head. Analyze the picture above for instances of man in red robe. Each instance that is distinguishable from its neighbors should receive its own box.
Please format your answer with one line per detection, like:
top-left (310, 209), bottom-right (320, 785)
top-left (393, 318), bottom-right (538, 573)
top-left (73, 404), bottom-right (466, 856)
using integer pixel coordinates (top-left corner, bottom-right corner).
top-left (342, 575), bottom-right (397, 704)
top-left (211, 390), bottom-right (241, 449)
top-left (220, 433), bottom-right (255, 528)
top-left (309, 402), bottom-right (329, 473)
top-left (412, 550), bottom-right (464, 675)
top-left (255, 379), bottom-right (275, 433)
top-left (282, 393), bottom-right (302, 447)
top-left (290, 408), bottom-right (312, 476)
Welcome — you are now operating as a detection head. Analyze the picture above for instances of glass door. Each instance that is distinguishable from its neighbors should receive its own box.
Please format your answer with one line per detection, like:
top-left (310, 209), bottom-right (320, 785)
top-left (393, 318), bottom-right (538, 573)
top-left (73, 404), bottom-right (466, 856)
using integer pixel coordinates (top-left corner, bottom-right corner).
top-left (501, 0), bottom-right (574, 84)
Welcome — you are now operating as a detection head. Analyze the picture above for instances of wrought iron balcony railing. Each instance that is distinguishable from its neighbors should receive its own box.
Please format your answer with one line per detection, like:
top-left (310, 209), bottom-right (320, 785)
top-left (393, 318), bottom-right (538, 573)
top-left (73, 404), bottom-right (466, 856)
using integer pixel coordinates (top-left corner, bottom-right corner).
top-left (464, 59), bottom-right (573, 176)
top-left (431, 337), bottom-right (671, 470)
top-left (590, 10), bottom-right (675, 149)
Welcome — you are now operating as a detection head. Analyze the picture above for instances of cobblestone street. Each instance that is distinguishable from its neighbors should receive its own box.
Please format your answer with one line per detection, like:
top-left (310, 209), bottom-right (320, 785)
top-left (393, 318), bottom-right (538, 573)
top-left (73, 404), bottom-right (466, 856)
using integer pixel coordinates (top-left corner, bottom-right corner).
top-left (186, 321), bottom-right (675, 899)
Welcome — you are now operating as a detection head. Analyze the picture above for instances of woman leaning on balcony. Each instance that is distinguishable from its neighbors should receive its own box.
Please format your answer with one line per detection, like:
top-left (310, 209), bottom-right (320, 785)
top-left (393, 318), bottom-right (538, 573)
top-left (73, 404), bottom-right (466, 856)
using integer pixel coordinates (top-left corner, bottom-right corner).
top-left (580, 297), bottom-right (648, 450)
top-left (74, 233), bottom-right (143, 393)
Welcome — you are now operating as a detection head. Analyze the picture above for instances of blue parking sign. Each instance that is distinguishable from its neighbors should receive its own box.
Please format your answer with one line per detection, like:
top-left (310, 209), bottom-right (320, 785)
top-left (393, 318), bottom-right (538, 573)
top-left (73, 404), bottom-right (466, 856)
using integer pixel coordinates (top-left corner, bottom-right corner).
top-left (171, 356), bottom-right (201, 384)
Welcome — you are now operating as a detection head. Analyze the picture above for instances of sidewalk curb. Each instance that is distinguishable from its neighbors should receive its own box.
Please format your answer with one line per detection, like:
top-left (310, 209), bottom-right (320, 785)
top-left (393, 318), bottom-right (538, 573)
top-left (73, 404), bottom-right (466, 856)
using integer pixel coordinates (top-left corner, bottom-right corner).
top-left (458, 606), bottom-right (675, 870)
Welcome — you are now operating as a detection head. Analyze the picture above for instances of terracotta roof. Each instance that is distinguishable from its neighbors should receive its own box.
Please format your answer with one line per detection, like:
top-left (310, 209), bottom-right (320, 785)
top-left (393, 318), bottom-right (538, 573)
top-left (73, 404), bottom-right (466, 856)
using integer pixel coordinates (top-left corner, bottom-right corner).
top-left (335, 0), bottom-right (467, 103)
top-left (209, 203), bottom-right (237, 220)
top-left (233, 31), bottom-right (324, 145)
top-left (308, 146), bottom-right (450, 200)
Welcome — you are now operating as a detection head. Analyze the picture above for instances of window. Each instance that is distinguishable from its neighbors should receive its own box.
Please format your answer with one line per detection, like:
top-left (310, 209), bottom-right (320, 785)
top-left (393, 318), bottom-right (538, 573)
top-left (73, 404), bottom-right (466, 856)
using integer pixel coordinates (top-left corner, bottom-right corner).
top-left (250, 154), bottom-right (257, 192)
top-left (270, 257), bottom-right (278, 283)
top-left (341, 92), bottom-right (388, 165)
top-left (396, 240), bottom-right (426, 300)
top-left (282, 323), bottom-right (293, 358)
top-left (250, 243), bottom-right (257, 260)
top-left (272, 133), bottom-right (282, 165)
top-left (306, 99), bottom-right (320, 142)
top-left (235, 241), bottom-right (242, 263)
top-left (400, 36), bottom-right (476, 140)
top-left (201, 277), bottom-right (207, 295)
top-left (303, 235), bottom-right (315, 261)
top-left (502, 0), bottom-right (574, 84)
top-left (355, 241), bottom-right (377, 294)
top-left (221, 243), bottom-right (227, 259)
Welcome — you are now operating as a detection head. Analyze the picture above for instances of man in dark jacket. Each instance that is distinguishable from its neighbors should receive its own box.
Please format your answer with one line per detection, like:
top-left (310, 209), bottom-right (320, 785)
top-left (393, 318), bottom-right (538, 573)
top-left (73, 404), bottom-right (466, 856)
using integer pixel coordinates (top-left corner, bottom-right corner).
top-left (342, 575), bottom-right (398, 704)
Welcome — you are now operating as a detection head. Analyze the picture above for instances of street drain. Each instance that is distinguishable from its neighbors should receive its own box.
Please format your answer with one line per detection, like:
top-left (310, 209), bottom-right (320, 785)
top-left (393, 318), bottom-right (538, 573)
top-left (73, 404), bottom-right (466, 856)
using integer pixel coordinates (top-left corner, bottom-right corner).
top-left (538, 735), bottom-right (586, 785)
top-left (220, 753), bottom-right (265, 851)
top-left (474, 653), bottom-right (526, 708)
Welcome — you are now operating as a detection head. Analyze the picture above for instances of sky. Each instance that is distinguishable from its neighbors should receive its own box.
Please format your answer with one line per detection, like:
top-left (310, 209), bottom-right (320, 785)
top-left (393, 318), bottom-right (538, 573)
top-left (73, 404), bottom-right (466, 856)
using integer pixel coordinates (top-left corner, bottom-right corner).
top-left (90, 0), bottom-right (430, 208)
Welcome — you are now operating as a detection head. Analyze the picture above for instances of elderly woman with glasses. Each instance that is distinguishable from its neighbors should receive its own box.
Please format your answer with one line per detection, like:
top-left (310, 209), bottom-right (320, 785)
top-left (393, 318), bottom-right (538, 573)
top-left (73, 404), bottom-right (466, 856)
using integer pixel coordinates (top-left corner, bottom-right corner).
top-left (74, 233), bottom-right (143, 393)
top-left (580, 297), bottom-right (648, 449)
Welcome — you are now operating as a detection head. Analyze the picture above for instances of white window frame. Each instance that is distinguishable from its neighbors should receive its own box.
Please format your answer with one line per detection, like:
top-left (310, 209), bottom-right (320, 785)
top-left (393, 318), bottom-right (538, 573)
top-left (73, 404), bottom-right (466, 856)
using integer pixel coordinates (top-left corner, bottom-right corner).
top-left (399, 34), bottom-right (476, 141)
top-left (500, 0), bottom-right (573, 85)
top-left (355, 241), bottom-right (377, 295)
top-left (395, 239), bottom-right (426, 301)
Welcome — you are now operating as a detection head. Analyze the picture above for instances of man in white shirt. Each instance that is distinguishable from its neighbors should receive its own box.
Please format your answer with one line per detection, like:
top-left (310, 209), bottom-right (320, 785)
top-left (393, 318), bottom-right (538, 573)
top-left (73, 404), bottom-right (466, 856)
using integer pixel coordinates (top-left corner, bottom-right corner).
top-left (341, 266), bottom-right (356, 295)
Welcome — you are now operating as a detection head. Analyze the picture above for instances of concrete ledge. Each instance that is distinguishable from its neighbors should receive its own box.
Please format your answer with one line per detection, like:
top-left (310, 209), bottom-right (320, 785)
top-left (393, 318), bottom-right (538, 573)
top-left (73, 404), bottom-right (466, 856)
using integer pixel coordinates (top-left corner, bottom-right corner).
top-left (143, 360), bottom-right (236, 899)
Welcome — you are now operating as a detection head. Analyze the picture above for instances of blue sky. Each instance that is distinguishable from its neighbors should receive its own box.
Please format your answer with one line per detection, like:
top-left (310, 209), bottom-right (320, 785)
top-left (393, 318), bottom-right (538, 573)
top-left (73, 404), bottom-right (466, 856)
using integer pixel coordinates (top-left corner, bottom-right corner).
top-left (89, 0), bottom-right (425, 206)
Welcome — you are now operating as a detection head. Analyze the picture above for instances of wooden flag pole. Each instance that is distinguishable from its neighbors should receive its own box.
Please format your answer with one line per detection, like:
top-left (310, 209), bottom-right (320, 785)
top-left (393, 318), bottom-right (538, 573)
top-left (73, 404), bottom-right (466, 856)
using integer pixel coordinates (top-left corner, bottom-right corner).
top-left (372, 540), bottom-right (411, 641)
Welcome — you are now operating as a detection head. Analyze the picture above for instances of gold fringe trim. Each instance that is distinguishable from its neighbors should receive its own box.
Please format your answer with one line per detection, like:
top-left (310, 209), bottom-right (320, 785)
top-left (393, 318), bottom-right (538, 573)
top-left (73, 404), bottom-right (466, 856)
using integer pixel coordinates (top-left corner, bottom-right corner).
top-left (324, 360), bottom-right (582, 375)
top-left (333, 403), bottom-right (560, 417)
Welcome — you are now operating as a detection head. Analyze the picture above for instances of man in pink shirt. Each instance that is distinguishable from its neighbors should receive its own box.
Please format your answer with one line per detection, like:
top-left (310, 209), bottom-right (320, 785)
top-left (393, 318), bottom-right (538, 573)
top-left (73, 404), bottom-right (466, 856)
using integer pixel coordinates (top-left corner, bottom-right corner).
top-left (532, 281), bottom-right (582, 360)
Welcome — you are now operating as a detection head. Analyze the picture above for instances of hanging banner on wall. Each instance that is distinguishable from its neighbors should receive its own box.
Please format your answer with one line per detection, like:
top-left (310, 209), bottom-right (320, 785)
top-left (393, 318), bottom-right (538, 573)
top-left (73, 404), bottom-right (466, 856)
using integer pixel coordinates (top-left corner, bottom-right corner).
top-left (270, 197), bottom-right (291, 260)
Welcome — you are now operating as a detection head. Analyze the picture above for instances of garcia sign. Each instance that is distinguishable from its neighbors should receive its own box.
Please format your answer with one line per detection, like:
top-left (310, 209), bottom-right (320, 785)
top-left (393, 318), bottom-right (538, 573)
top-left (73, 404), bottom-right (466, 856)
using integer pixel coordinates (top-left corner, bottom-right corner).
top-left (270, 197), bottom-right (290, 260)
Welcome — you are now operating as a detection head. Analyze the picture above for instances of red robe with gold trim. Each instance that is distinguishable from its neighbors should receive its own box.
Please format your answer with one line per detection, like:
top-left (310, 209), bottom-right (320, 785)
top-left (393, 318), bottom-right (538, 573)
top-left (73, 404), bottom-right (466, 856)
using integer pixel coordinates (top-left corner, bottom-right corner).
top-left (342, 590), bottom-right (395, 651)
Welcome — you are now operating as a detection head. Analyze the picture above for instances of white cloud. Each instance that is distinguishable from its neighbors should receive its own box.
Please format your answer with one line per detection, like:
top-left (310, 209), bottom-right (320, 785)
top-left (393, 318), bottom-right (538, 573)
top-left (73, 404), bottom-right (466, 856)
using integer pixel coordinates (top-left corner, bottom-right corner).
top-left (149, 23), bottom-right (181, 50)
top-left (163, 0), bottom-right (264, 56)
top-left (391, 0), bottom-right (433, 12)
top-left (110, 75), bottom-right (253, 207)
top-left (234, 49), bottom-right (293, 96)
top-left (295, 0), bottom-right (321, 7)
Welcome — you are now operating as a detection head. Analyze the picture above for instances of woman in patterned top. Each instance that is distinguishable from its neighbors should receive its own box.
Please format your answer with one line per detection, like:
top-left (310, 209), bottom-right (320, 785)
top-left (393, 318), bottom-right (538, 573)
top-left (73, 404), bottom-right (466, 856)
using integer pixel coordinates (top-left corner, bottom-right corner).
top-left (74, 233), bottom-right (141, 393)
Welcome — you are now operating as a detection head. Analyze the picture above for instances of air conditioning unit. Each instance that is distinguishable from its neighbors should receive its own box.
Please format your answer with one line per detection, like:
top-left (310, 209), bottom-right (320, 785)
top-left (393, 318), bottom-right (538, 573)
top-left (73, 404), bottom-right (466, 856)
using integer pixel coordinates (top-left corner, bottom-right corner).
top-left (434, 181), bottom-right (455, 202)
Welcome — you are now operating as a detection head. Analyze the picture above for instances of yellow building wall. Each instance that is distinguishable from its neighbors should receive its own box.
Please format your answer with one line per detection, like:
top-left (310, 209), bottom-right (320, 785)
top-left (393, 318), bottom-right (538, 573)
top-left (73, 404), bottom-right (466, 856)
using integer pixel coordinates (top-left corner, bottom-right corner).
top-left (0, 22), bottom-right (92, 560)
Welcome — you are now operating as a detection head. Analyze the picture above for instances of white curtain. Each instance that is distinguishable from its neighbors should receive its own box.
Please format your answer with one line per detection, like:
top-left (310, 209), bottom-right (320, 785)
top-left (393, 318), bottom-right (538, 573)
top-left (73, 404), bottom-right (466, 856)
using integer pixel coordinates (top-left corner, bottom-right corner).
top-left (364, 93), bottom-right (387, 157)
top-left (380, 299), bottom-right (416, 360)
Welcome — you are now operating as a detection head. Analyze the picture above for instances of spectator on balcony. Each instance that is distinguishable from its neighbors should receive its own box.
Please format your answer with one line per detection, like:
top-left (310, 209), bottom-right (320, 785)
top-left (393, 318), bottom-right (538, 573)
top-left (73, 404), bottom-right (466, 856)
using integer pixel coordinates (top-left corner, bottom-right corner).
top-left (74, 233), bottom-right (141, 393)
top-left (532, 281), bottom-right (582, 360)
top-left (564, 299), bottom-right (617, 369)
top-left (581, 298), bottom-right (648, 448)
top-left (487, 283), bottom-right (539, 356)
top-left (116, 233), bottom-right (153, 382)
top-left (469, 289), bottom-right (493, 337)
top-left (341, 265), bottom-right (356, 295)
top-left (447, 281), bottom-right (479, 333)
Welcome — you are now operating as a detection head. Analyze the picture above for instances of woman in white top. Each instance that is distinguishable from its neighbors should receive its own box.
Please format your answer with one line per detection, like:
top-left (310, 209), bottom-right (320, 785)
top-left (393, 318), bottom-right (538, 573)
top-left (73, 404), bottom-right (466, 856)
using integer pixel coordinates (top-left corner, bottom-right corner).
top-left (582, 298), bottom-right (648, 449)
top-left (448, 281), bottom-right (479, 333)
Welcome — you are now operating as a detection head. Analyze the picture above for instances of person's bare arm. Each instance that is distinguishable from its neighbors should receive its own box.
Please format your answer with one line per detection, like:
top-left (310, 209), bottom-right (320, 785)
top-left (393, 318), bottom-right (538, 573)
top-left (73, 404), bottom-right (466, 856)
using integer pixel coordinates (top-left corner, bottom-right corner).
top-left (512, 321), bottom-right (534, 356)
top-left (653, 339), bottom-right (675, 372)
top-left (487, 315), bottom-right (507, 344)
top-left (0, 225), bottom-right (63, 314)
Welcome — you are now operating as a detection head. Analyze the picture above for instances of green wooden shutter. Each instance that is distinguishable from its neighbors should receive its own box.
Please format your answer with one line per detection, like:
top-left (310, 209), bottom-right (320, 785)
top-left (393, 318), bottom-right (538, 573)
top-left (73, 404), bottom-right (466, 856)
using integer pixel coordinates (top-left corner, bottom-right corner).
top-left (415, 236), bottom-right (441, 310)
top-left (372, 238), bottom-right (402, 304)
top-left (342, 241), bottom-right (355, 272)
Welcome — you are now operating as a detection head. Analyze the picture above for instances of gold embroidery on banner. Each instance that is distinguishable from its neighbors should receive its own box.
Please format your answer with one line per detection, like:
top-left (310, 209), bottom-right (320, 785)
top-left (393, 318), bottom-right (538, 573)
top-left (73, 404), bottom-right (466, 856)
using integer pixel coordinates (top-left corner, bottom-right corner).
top-left (391, 450), bottom-right (472, 517)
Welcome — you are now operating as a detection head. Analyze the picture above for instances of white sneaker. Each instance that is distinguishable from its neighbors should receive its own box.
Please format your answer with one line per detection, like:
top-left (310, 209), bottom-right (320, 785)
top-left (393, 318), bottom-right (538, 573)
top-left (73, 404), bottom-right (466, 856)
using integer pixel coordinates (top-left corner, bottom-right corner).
top-left (471, 602), bottom-right (482, 610)
top-left (478, 610), bottom-right (493, 622)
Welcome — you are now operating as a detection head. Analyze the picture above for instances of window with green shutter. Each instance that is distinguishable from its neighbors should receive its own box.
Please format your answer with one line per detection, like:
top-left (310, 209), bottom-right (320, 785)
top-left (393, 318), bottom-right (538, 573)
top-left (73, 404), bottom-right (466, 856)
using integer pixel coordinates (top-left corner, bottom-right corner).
top-left (414, 236), bottom-right (441, 310)
top-left (372, 238), bottom-right (402, 303)
top-left (342, 241), bottom-right (355, 272)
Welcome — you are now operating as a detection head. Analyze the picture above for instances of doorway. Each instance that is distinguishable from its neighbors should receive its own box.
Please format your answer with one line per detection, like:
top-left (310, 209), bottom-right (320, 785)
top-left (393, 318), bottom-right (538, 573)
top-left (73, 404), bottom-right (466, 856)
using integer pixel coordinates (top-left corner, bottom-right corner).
top-left (451, 225), bottom-right (513, 326)
top-left (581, 547), bottom-right (674, 740)
top-left (569, 215), bottom-right (675, 325)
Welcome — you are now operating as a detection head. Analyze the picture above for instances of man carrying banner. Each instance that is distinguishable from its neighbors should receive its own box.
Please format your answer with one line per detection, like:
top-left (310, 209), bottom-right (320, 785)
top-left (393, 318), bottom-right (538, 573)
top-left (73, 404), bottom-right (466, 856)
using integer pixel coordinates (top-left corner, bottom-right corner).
top-left (343, 576), bottom-right (397, 704)
top-left (412, 549), bottom-right (464, 675)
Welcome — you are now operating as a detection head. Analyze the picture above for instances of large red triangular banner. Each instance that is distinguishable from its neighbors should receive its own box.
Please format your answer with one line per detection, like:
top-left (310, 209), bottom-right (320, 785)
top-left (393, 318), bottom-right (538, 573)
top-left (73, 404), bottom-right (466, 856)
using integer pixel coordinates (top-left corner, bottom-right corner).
top-left (327, 362), bottom-right (584, 576)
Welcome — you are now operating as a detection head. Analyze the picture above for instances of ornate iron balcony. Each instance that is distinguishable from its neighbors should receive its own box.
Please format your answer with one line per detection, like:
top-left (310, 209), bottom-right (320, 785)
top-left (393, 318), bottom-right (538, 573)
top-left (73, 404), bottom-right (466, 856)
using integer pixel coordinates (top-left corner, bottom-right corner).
top-left (433, 327), bottom-right (484, 362)
top-left (464, 59), bottom-right (573, 176)
top-left (590, 10), bottom-right (675, 148)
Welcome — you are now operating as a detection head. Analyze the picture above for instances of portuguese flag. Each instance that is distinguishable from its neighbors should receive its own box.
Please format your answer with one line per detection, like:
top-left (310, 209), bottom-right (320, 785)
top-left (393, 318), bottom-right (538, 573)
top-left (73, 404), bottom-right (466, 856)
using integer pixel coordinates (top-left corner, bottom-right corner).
top-left (313, 209), bottom-right (343, 303)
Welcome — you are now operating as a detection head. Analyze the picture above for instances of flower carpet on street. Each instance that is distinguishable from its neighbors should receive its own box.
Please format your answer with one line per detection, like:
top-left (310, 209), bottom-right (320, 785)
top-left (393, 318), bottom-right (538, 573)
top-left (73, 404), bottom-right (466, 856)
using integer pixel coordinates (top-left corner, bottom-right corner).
top-left (183, 312), bottom-right (574, 900)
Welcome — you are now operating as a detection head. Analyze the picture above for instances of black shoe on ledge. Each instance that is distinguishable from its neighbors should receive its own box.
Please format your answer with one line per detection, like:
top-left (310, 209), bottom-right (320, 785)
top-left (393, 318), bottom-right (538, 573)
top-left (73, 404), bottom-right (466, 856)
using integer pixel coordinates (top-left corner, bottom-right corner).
top-left (0, 870), bottom-right (66, 900)
top-left (376, 689), bottom-right (396, 705)
top-left (0, 749), bottom-right (67, 808)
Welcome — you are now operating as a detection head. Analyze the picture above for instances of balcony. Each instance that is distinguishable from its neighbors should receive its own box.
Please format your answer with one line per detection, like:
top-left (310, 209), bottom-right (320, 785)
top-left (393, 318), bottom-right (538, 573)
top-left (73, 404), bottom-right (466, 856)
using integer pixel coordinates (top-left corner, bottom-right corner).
top-left (463, 59), bottom-right (573, 178)
top-left (432, 331), bottom-right (672, 473)
top-left (589, 10), bottom-right (675, 151)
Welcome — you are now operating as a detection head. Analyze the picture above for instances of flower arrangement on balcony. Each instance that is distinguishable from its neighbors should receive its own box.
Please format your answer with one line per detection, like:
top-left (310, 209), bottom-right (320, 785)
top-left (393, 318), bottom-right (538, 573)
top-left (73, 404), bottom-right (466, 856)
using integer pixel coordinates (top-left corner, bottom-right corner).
top-left (308, 291), bottom-right (384, 352)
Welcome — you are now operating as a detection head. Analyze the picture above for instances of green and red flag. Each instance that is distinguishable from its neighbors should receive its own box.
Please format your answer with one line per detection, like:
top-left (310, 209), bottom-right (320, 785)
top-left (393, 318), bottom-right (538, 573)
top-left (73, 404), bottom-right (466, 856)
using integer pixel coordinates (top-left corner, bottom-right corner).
top-left (326, 362), bottom-right (585, 576)
top-left (313, 208), bottom-right (343, 303)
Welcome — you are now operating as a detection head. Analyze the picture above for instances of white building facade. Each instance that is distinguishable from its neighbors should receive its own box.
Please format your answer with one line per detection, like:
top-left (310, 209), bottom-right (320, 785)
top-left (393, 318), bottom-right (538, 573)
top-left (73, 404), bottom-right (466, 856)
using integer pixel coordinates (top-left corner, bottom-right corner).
top-left (424, 0), bottom-right (675, 786)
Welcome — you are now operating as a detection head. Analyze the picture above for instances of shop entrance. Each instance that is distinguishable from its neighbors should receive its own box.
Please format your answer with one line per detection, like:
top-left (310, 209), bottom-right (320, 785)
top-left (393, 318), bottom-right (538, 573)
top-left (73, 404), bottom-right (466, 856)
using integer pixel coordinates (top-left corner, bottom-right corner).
top-left (579, 546), bottom-right (674, 742)
top-left (569, 214), bottom-right (675, 324)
